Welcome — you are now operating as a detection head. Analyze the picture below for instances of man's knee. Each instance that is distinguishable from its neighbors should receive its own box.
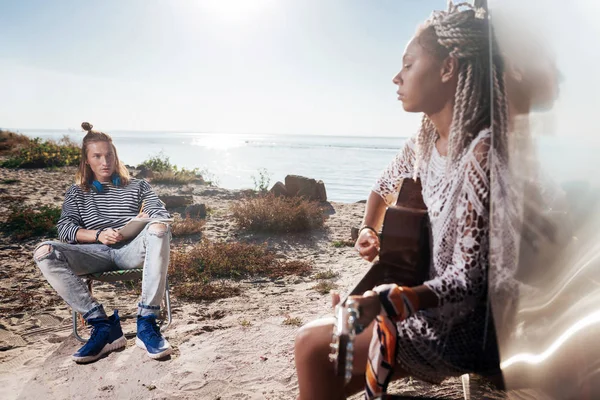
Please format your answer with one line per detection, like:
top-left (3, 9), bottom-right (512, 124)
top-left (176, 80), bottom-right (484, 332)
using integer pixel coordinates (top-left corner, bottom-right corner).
top-left (33, 244), bottom-right (53, 262)
top-left (148, 222), bottom-right (169, 236)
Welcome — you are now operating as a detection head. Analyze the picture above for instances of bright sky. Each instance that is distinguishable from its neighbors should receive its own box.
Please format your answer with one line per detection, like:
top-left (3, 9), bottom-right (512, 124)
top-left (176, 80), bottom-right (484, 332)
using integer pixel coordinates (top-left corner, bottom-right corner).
top-left (1, 1), bottom-right (598, 137)
top-left (0, 0), bottom-right (442, 135)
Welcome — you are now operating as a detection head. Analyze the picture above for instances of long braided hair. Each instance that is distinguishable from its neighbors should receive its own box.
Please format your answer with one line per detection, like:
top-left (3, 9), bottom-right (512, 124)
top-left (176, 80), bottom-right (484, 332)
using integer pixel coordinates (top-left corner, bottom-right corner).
top-left (413, 1), bottom-right (509, 177)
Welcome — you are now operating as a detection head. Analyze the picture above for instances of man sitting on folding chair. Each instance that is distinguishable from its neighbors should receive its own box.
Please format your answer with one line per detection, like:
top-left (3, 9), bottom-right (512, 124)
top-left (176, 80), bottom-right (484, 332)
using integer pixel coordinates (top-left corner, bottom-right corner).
top-left (33, 122), bottom-right (172, 363)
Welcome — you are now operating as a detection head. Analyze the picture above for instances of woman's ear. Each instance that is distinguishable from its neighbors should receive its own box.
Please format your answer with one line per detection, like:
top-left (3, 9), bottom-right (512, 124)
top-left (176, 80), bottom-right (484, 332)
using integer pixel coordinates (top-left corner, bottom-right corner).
top-left (441, 56), bottom-right (459, 83)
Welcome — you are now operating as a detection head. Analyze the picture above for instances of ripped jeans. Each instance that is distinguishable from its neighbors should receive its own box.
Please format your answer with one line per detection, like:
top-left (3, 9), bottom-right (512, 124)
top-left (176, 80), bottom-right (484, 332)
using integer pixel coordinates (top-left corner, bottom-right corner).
top-left (34, 222), bottom-right (171, 320)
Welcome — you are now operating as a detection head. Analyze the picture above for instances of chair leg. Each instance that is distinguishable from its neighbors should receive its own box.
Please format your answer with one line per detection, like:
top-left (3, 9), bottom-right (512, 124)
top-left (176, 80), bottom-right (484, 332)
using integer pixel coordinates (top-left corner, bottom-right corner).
top-left (461, 373), bottom-right (471, 400)
top-left (163, 277), bottom-right (172, 331)
top-left (72, 310), bottom-right (87, 343)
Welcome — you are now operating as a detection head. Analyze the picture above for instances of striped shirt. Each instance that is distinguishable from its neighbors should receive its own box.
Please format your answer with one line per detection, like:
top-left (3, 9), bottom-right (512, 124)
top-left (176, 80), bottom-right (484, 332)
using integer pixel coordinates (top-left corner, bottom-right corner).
top-left (57, 179), bottom-right (170, 243)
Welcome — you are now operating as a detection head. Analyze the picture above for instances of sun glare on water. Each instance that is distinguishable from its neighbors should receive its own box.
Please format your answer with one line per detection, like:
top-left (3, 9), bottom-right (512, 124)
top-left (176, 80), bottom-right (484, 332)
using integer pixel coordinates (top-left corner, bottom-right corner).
top-left (191, 134), bottom-right (245, 150)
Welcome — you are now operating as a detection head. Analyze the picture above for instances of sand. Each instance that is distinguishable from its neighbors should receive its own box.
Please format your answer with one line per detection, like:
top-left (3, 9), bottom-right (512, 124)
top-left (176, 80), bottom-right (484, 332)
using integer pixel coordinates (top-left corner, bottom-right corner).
top-left (0, 166), bottom-right (511, 400)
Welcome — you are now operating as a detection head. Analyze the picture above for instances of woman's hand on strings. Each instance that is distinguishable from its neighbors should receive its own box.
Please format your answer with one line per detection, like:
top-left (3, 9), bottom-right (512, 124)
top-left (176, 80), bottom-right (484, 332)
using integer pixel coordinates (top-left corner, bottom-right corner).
top-left (355, 229), bottom-right (380, 262)
top-left (348, 290), bottom-right (381, 327)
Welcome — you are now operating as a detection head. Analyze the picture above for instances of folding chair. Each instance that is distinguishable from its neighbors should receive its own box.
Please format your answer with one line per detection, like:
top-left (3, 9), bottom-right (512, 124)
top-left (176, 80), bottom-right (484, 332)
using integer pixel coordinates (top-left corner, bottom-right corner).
top-left (72, 268), bottom-right (172, 342)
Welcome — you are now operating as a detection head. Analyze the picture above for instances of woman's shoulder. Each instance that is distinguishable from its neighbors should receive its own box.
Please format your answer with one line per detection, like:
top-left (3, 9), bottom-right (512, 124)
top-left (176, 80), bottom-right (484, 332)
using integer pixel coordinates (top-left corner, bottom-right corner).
top-left (464, 128), bottom-right (491, 162)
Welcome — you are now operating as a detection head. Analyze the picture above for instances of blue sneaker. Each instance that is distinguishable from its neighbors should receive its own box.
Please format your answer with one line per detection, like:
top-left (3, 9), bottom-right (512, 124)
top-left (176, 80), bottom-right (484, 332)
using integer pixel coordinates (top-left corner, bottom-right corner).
top-left (72, 310), bottom-right (126, 363)
top-left (136, 315), bottom-right (172, 359)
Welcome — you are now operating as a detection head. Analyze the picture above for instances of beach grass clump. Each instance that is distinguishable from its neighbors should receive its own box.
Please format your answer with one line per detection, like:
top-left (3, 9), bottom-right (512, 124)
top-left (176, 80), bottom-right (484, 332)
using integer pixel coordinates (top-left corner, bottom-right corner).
top-left (282, 315), bottom-right (303, 327)
top-left (2, 204), bottom-right (61, 240)
top-left (151, 170), bottom-right (201, 185)
top-left (138, 152), bottom-right (205, 185)
top-left (171, 217), bottom-right (206, 237)
top-left (175, 281), bottom-right (241, 301)
top-left (169, 239), bottom-right (312, 301)
top-left (332, 239), bottom-right (354, 248)
top-left (314, 269), bottom-right (339, 280)
top-left (312, 280), bottom-right (338, 295)
top-left (230, 193), bottom-right (325, 233)
top-left (251, 168), bottom-right (271, 193)
top-left (0, 130), bottom-right (32, 156)
top-left (1, 136), bottom-right (80, 169)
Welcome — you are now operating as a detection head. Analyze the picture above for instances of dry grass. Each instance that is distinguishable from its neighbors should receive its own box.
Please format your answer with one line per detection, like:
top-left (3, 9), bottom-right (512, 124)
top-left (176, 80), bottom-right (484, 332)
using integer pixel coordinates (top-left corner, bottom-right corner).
top-left (175, 281), bottom-right (241, 301)
top-left (169, 240), bottom-right (312, 301)
top-left (312, 281), bottom-right (338, 295)
top-left (171, 218), bottom-right (205, 237)
top-left (314, 269), bottom-right (339, 280)
top-left (282, 315), bottom-right (303, 327)
top-left (239, 318), bottom-right (252, 328)
top-left (332, 239), bottom-right (354, 248)
top-left (0, 130), bottom-right (31, 156)
top-left (230, 193), bottom-right (325, 233)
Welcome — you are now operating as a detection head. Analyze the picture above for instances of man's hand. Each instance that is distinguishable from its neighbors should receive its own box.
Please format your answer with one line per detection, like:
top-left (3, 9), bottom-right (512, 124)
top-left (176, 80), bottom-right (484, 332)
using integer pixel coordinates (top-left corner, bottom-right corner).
top-left (99, 228), bottom-right (123, 245)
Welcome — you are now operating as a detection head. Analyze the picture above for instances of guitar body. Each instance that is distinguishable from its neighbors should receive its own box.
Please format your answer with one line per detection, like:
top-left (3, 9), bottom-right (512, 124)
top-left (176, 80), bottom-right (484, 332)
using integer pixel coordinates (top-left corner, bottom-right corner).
top-left (332, 178), bottom-right (432, 380)
top-left (345, 178), bottom-right (431, 299)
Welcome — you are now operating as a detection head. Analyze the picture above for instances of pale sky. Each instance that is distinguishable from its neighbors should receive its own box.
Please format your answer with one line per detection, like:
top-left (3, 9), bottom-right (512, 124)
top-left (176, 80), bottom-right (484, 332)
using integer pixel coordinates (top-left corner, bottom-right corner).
top-left (0, 0), bottom-right (441, 135)
top-left (2, 1), bottom-right (598, 138)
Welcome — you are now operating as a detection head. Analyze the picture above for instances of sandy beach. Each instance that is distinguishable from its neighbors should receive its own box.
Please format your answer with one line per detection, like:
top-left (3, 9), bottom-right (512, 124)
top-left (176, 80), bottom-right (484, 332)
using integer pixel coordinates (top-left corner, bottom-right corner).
top-left (0, 165), bottom-right (507, 400)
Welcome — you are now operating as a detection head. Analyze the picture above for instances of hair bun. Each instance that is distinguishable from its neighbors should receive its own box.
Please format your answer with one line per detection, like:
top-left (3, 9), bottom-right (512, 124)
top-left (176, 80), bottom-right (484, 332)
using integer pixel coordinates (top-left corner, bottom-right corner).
top-left (81, 122), bottom-right (93, 132)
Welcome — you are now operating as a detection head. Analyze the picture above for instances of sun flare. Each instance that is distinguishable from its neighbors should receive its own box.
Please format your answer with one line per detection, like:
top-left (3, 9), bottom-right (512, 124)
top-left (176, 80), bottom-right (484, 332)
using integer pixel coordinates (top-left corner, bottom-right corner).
top-left (198, 0), bottom-right (275, 23)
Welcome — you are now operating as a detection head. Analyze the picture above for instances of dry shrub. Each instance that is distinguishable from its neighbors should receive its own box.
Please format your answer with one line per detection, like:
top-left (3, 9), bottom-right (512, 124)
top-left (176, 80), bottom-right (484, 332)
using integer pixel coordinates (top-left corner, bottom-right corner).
top-left (282, 315), bottom-right (303, 327)
top-left (230, 193), bottom-right (325, 233)
top-left (175, 281), bottom-right (241, 301)
top-left (169, 240), bottom-right (312, 301)
top-left (314, 269), bottom-right (339, 280)
top-left (312, 280), bottom-right (338, 295)
top-left (171, 218), bottom-right (205, 237)
top-left (0, 130), bottom-right (31, 155)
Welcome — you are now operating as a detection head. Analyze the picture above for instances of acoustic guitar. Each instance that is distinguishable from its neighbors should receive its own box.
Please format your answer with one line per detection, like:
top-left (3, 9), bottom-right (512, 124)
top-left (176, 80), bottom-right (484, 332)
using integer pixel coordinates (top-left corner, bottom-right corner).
top-left (329, 178), bottom-right (432, 383)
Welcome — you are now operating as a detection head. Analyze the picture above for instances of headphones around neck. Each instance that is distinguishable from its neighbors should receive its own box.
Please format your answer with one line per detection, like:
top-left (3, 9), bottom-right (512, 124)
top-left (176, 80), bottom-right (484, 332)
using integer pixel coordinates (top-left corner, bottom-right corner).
top-left (90, 175), bottom-right (121, 193)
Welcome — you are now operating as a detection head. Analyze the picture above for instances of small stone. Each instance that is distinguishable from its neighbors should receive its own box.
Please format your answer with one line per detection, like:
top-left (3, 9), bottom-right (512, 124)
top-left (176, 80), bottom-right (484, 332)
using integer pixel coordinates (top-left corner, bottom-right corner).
top-left (185, 203), bottom-right (207, 218)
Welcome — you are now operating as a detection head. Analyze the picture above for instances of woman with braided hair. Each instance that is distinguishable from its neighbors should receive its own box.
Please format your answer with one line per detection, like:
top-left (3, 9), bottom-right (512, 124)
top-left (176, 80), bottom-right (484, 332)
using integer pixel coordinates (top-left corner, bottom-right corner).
top-left (294, 3), bottom-right (507, 399)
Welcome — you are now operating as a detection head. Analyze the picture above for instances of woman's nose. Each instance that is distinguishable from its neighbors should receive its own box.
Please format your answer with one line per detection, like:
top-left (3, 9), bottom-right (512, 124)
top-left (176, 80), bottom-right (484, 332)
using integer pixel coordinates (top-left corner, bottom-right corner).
top-left (392, 71), bottom-right (402, 85)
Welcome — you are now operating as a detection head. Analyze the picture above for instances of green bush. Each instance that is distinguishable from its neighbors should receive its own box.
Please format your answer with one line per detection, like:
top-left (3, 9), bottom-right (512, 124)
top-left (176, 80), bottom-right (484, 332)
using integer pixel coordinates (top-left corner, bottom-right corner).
top-left (251, 168), bottom-right (271, 192)
top-left (2, 205), bottom-right (61, 240)
top-left (151, 170), bottom-right (202, 185)
top-left (230, 193), bottom-right (325, 233)
top-left (1, 136), bottom-right (80, 168)
top-left (138, 152), bottom-right (174, 173)
top-left (138, 152), bottom-right (207, 185)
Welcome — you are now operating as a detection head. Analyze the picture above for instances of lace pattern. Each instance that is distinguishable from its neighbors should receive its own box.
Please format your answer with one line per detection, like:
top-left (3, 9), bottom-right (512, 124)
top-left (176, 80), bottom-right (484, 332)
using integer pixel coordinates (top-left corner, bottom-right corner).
top-left (372, 129), bottom-right (495, 381)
